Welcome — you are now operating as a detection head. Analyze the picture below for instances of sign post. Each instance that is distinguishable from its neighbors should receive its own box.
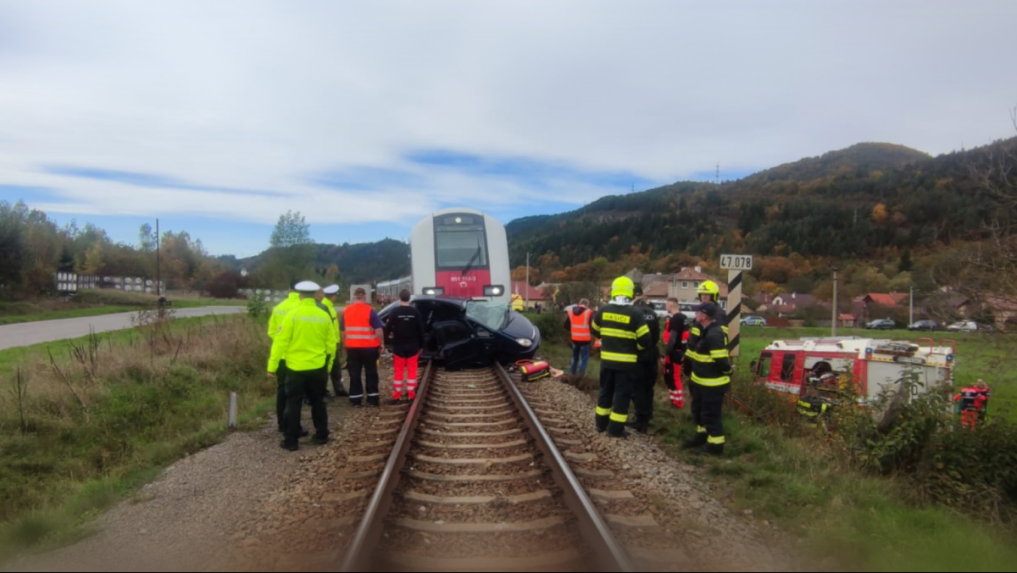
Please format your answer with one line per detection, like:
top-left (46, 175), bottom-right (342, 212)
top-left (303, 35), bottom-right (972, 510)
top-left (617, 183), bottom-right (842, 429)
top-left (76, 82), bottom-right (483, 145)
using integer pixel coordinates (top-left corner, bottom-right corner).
top-left (720, 255), bottom-right (753, 358)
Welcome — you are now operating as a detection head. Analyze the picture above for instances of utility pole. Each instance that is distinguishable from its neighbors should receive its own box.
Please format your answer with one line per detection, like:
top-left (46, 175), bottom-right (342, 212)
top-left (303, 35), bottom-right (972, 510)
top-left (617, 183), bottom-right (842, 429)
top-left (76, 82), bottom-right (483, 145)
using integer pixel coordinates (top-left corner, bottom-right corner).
top-left (525, 252), bottom-right (530, 310)
top-left (910, 284), bottom-right (914, 326)
top-left (156, 218), bottom-right (161, 297)
top-left (716, 163), bottom-right (720, 185)
top-left (831, 267), bottom-right (839, 337)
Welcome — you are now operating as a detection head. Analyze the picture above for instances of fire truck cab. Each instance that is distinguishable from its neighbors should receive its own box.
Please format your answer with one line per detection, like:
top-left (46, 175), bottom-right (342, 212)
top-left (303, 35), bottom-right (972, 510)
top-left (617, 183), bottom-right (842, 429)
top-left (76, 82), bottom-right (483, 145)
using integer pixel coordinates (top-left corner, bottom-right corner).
top-left (753, 336), bottom-right (956, 404)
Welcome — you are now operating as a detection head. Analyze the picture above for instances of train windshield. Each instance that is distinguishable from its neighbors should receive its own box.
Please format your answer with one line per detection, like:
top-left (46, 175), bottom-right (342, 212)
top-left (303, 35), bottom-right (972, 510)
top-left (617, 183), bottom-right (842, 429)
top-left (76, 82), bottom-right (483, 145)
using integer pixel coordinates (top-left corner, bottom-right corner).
top-left (466, 301), bottom-right (509, 331)
top-left (435, 215), bottom-right (489, 270)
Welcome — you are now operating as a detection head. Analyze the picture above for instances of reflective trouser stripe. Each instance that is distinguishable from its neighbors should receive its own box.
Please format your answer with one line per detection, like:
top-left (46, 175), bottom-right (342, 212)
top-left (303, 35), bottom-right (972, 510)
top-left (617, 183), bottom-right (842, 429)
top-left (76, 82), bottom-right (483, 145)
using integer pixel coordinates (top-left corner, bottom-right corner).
top-left (610, 412), bottom-right (628, 423)
top-left (697, 426), bottom-right (707, 434)
top-left (596, 407), bottom-right (612, 417)
top-left (707, 435), bottom-right (726, 445)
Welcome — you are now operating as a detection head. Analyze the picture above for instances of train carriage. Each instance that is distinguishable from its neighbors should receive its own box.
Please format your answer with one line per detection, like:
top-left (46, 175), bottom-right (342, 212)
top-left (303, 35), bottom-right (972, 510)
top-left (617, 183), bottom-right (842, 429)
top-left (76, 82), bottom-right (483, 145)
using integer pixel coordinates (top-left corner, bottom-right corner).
top-left (410, 208), bottom-right (511, 302)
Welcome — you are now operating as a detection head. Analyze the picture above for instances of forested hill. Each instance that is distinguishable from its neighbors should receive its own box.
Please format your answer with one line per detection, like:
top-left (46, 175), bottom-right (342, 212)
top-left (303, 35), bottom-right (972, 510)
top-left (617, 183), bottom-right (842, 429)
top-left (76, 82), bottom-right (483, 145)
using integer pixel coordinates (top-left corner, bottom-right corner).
top-left (506, 139), bottom-right (1017, 268)
top-left (229, 239), bottom-right (410, 285)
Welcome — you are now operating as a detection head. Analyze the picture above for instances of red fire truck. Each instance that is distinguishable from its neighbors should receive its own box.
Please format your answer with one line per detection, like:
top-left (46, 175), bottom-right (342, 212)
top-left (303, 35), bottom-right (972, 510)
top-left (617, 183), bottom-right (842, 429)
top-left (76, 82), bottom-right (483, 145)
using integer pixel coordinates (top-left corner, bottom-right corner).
top-left (753, 336), bottom-right (956, 405)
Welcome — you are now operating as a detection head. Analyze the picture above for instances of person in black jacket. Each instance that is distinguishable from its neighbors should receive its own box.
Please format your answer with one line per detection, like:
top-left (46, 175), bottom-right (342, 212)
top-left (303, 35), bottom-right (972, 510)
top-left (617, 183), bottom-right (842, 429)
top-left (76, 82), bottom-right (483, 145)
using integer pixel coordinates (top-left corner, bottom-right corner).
top-left (591, 277), bottom-right (651, 439)
top-left (630, 298), bottom-right (661, 434)
top-left (683, 301), bottom-right (732, 456)
top-left (384, 290), bottom-right (426, 404)
top-left (663, 298), bottom-right (688, 409)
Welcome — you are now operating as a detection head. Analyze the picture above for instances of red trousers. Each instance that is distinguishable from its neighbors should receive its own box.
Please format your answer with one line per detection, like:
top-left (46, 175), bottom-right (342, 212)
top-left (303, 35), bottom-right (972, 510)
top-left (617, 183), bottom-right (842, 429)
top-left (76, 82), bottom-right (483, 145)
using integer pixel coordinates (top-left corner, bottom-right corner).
top-left (664, 360), bottom-right (685, 409)
top-left (393, 354), bottom-right (419, 399)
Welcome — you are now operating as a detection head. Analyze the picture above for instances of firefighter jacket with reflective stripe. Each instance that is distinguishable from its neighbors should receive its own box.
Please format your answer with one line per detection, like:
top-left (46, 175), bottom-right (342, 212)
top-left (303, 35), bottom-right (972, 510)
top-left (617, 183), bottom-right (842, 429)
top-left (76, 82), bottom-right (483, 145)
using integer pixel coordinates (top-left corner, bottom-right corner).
top-left (268, 298), bottom-right (337, 373)
top-left (568, 307), bottom-right (593, 343)
top-left (344, 302), bottom-right (381, 348)
top-left (688, 321), bottom-right (732, 387)
top-left (683, 321), bottom-right (728, 373)
top-left (267, 292), bottom-right (301, 340)
top-left (320, 298), bottom-right (341, 343)
top-left (591, 304), bottom-right (651, 371)
top-left (798, 397), bottom-right (831, 418)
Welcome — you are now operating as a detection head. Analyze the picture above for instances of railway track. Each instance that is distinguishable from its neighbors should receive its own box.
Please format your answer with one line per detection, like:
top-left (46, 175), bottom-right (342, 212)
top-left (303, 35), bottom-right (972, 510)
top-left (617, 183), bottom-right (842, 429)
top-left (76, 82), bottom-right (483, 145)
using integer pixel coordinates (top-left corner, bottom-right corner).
top-left (338, 363), bottom-right (633, 572)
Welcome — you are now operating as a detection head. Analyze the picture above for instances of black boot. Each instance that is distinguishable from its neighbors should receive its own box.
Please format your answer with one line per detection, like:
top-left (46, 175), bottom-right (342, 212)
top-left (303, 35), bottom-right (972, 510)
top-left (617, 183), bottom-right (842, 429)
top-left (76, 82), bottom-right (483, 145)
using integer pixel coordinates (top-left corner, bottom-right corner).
top-left (682, 433), bottom-right (708, 450)
top-left (706, 443), bottom-right (725, 456)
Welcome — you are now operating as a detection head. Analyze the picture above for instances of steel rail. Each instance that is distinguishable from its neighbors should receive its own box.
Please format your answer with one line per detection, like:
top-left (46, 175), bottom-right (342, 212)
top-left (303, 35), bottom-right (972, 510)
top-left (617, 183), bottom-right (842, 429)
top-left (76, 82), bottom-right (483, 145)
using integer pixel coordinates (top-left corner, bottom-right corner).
top-left (494, 363), bottom-right (634, 573)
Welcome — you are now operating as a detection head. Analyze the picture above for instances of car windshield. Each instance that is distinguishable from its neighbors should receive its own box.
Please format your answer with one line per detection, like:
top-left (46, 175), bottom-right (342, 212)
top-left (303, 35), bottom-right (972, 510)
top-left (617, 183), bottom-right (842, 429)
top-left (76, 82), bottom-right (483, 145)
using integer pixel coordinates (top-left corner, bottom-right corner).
top-left (466, 301), bottom-right (510, 331)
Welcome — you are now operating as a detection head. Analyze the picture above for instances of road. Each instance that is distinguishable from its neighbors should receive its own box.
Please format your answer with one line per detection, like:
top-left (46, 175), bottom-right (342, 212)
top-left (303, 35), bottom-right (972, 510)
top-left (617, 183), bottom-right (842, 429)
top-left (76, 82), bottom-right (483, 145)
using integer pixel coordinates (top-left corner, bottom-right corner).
top-left (0, 306), bottom-right (247, 351)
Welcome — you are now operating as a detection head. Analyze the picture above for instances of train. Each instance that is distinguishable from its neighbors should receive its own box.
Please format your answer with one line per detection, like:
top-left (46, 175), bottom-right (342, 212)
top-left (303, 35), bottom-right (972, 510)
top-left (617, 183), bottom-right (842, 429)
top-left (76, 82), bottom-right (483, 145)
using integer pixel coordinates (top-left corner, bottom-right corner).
top-left (403, 208), bottom-right (512, 302)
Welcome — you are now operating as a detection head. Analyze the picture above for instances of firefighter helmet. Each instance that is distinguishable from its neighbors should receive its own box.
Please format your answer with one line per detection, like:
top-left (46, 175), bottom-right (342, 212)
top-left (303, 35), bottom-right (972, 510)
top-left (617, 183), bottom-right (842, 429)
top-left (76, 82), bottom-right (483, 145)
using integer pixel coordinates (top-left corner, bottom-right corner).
top-left (611, 276), bottom-right (635, 299)
top-left (697, 280), bottom-right (720, 302)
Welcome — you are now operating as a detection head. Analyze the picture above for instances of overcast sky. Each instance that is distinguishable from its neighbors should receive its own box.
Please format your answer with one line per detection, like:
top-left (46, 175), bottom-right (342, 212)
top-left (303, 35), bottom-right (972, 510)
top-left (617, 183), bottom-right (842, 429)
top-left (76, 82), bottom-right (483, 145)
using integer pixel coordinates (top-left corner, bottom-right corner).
top-left (1, 0), bottom-right (1015, 257)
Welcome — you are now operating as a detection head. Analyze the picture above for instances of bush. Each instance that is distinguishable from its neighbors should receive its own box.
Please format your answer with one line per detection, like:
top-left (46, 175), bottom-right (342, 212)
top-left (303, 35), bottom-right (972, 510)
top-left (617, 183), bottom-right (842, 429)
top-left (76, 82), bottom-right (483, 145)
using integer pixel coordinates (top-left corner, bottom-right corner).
top-left (530, 310), bottom-right (566, 345)
top-left (208, 271), bottom-right (243, 299)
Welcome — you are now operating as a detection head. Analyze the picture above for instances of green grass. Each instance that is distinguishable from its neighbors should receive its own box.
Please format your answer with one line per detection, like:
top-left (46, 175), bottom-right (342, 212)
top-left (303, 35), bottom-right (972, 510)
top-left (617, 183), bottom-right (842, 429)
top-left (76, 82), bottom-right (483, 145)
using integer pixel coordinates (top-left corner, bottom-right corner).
top-left (0, 314), bottom-right (274, 561)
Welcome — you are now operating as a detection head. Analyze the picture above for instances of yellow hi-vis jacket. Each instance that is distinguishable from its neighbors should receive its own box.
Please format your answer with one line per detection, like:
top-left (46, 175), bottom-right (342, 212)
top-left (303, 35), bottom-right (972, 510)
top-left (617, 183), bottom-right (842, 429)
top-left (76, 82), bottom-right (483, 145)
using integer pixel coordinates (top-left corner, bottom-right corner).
top-left (268, 298), bottom-right (337, 374)
top-left (267, 292), bottom-right (301, 339)
top-left (320, 297), bottom-right (341, 344)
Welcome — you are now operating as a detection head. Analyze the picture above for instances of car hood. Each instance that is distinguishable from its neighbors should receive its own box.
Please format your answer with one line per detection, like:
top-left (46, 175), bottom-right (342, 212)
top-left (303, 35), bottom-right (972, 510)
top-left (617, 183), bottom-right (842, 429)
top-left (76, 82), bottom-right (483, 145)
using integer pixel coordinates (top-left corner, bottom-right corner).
top-left (501, 311), bottom-right (540, 341)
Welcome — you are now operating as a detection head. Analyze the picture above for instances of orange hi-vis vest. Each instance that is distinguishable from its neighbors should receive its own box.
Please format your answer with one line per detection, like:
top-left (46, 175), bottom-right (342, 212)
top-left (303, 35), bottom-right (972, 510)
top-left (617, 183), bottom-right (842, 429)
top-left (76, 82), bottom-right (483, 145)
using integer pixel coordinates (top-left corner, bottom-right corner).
top-left (344, 302), bottom-right (380, 349)
top-left (570, 307), bottom-right (593, 343)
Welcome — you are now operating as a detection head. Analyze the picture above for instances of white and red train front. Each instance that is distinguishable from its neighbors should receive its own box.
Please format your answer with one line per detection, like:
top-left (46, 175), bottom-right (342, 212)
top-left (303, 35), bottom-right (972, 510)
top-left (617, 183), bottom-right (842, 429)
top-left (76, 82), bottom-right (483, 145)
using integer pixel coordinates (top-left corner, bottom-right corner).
top-left (410, 208), bottom-right (511, 302)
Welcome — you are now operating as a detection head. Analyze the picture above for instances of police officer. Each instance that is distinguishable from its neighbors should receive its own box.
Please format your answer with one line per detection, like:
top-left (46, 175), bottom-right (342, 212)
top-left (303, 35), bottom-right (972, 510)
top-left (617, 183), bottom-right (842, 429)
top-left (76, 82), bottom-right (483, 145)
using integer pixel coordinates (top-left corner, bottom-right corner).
top-left (591, 277), bottom-right (652, 439)
top-left (683, 301), bottom-right (732, 456)
top-left (267, 281), bottom-right (302, 434)
top-left (268, 281), bottom-right (337, 452)
top-left (630, 296), bottom-right (661, 434)
top-left (320, 284), bottom-right (349, 398)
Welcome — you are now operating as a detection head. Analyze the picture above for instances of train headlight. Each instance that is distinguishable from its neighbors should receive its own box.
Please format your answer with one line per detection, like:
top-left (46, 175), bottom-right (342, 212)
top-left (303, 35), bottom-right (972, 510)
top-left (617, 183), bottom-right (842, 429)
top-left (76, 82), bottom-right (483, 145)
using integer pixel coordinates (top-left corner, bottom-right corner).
top-left (516, 338), bottom-right (533, 348)
top-left (484, 285), bottom-right (505, 297)
top-left (422, 287), bottom-right (445, 296)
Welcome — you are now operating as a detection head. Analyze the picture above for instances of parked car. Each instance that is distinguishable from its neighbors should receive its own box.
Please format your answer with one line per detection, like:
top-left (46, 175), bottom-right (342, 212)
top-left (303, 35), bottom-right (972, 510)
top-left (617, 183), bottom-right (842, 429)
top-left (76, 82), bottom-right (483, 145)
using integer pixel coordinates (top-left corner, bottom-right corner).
top-left (741, 316), bottom-right (767, 327)
top-left (946, 320), bottom-right (979, 333)
top-left (866, 318), bottom-right (896, 330)
top-left (379, 296), bottom-right (540, 369)
top-left (908, 319), bottom-right (940, 331)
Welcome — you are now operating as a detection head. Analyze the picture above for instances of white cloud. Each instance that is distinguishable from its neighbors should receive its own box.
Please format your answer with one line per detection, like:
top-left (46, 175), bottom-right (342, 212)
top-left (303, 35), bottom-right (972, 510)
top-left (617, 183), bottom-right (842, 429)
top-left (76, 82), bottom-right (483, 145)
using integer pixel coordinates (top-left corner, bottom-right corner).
top-left (1, 0), bottom-right (1015, 230)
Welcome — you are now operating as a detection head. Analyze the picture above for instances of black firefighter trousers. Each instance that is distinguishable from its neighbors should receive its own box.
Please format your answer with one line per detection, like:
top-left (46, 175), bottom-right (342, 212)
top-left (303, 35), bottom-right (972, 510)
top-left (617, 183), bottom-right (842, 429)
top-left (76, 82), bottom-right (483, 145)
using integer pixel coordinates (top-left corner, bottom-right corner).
top-left (596, 368), bottom-right (637, 437)
top-left (689, 382), bottom-right (729, 449)
top-left (633, 355), bottom-right (659, 425)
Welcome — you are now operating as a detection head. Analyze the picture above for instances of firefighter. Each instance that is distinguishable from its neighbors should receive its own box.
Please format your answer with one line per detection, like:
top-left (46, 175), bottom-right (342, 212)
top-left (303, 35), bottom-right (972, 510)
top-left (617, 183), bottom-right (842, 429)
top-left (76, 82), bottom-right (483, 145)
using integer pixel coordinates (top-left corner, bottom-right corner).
top-left (797, 384), bottom-right (832, 422)
top-left (630, 297), bottom-right (661, 434)
top-left (563, 298), bottom-right (593, 385)
top-left (663, 297), bottom-right (688, 409)
top-left (683, 301), bottom-right (732, 456)
top-left (320, 284), bottom-right (348, 398)
top-left (267, 281), bottom-right (302, 434)
top-left (267, 281), bottom-right (337, 452)
top-left (684, 281), bottom-right (725, 370)
top-left (591, 277), bottom-right (652, 439)
top-left (954, 379), bottom-right (991, 430)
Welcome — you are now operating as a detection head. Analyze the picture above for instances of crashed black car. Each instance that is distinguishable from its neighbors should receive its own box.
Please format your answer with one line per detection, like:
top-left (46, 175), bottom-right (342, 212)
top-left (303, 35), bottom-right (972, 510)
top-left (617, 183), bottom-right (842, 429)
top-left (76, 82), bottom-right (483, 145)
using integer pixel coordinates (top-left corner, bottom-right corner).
top-left (379, 296), bottom-right (540, 369)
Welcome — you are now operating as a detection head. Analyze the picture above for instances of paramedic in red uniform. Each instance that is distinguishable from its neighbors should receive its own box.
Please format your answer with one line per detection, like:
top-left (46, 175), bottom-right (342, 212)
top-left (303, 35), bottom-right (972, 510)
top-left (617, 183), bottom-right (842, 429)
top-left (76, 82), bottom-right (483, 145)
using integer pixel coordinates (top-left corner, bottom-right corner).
top-left (343, 287), bottom-right (385, 407)
top-left (663, 298), bottom-right (688, 409)
top-left (385, 290), bottom-right (426, 404)
top-left (563, 298), bottom-right (593, 385)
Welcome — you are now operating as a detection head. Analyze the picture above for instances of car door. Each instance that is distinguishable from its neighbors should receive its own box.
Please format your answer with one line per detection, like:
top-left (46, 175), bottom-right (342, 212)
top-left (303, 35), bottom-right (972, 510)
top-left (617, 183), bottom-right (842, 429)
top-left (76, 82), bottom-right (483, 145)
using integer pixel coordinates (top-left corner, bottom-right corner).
top-left (433, 319), bottom-right (486, 369)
